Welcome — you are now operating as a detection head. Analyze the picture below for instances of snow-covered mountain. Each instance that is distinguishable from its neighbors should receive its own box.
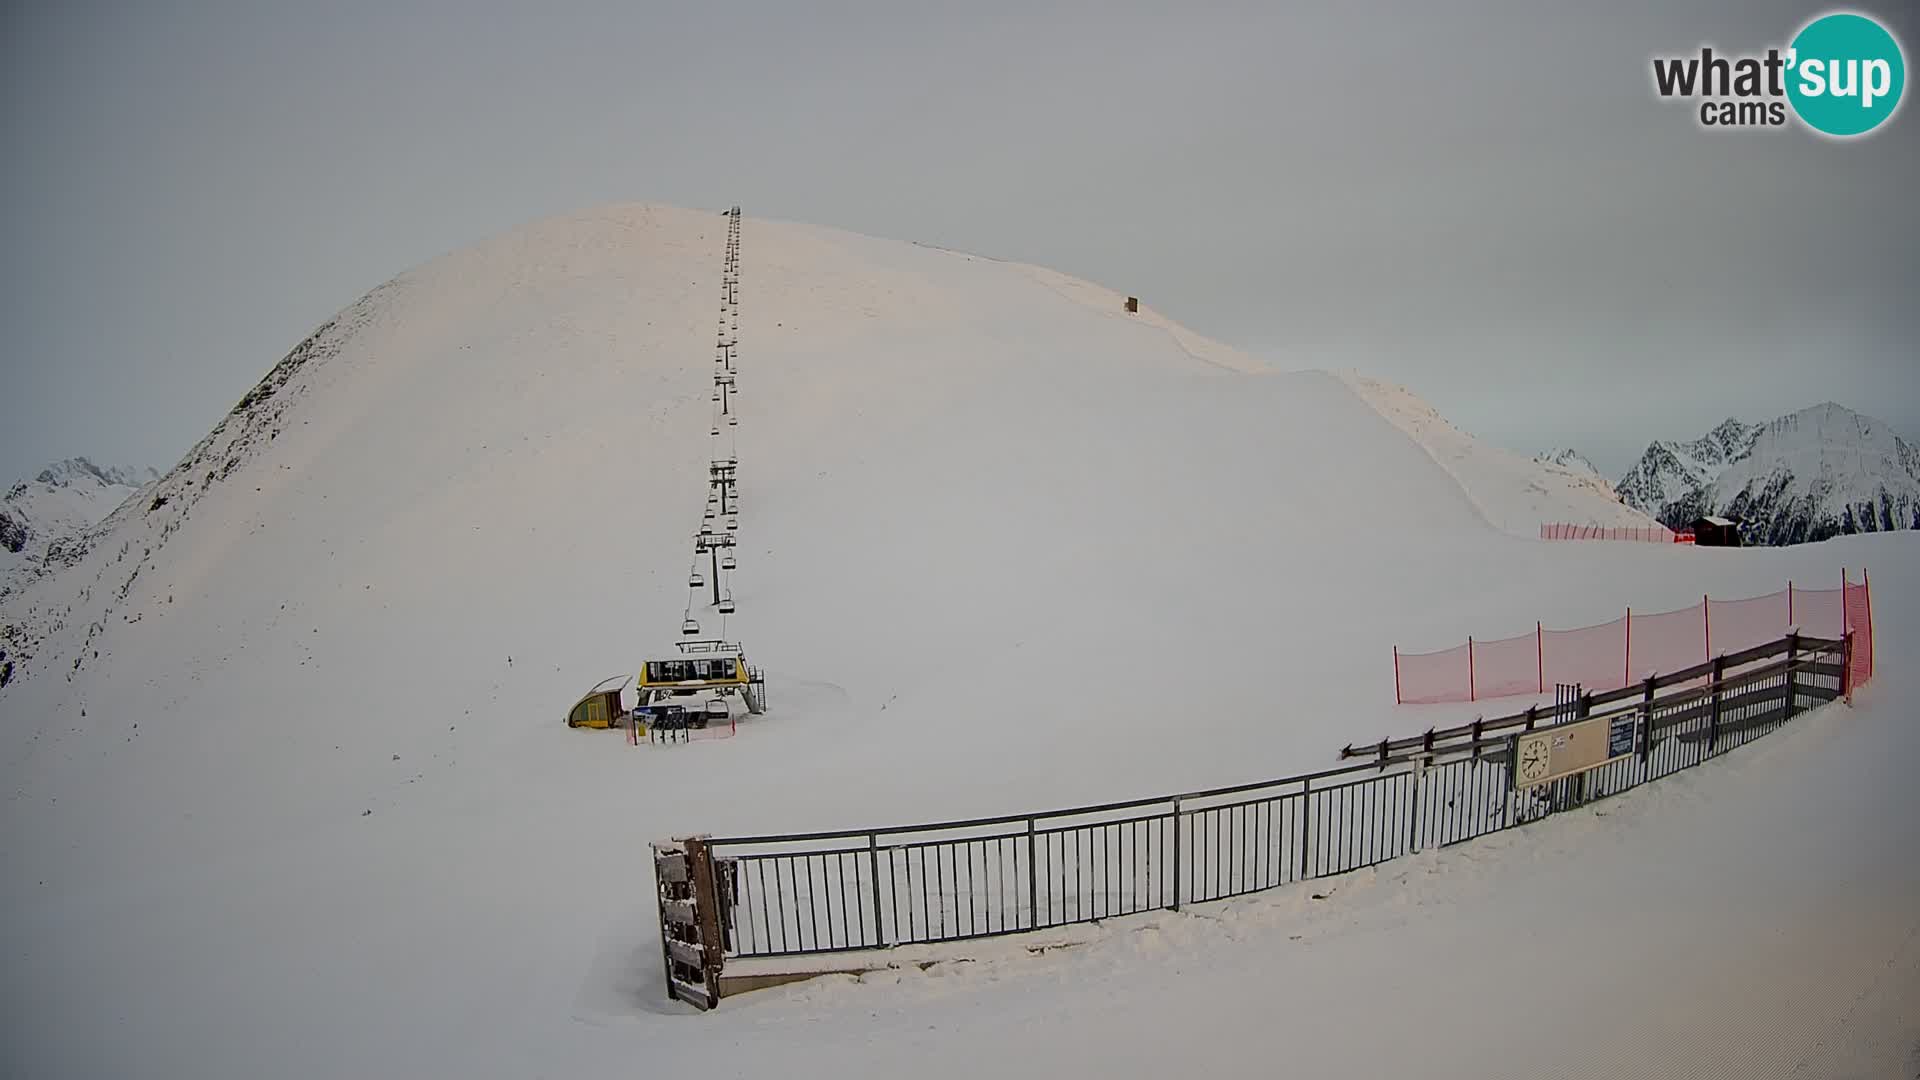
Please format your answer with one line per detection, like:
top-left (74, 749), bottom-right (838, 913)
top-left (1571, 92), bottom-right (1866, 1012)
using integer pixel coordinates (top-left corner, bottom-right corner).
top-left (1535, 447), bottom-right (1602, 479)
top-left (0, 457), bottom-right (158, 598)
top-left (1616, 405), bottom-right (1920, 545)
top-left (1615, 419), bottom-right (1758, 523)
top-left (2, 202), bottom-right (1910, 1077)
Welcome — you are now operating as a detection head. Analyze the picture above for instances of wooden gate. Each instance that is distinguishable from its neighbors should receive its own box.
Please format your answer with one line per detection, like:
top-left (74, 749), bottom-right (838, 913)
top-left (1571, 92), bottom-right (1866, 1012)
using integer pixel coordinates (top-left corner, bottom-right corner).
top-left (653, 837), bottom-right (727, 1010)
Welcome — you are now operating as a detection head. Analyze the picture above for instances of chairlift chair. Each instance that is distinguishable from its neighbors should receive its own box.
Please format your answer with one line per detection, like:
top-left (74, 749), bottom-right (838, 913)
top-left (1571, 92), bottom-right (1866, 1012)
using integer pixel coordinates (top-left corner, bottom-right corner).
top-left (718, 593), bottom-right (736, 615)
top-left (681, 617), bottom-right (700, 636)
top-left (688, 570), bottom-right (706, 589)
top-left (720, 554), bottom-right (737, 571)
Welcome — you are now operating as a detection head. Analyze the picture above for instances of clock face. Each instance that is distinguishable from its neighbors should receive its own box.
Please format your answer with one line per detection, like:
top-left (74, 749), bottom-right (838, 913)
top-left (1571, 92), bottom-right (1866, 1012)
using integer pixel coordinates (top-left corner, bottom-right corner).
top-left (1518, 737), bottom-right (1551, 783)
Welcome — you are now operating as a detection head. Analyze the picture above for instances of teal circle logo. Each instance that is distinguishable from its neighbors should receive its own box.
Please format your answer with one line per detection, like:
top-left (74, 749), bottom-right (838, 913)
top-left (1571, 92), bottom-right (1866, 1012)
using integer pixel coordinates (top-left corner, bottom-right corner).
top-left (1787, 12), bottom-right (1906, 137)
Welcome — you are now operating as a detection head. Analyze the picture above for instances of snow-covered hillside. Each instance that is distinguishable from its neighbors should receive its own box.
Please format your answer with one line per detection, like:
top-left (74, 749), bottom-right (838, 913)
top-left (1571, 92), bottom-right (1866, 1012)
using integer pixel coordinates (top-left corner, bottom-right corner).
top-left (0, 458), bottom-right (157, 600)
top-left (1340, 374), bottom-right (1654, 535)
top-left (0, 203), bottom-right (1910, 1078)
top-left (1618, 404), bottom-right (1920, 544)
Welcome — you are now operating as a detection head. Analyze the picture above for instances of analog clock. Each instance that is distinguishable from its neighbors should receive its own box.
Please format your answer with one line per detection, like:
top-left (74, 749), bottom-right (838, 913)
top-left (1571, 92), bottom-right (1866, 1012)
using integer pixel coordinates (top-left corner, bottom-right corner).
top-left (1518, 735), bottom-right (1551, 784)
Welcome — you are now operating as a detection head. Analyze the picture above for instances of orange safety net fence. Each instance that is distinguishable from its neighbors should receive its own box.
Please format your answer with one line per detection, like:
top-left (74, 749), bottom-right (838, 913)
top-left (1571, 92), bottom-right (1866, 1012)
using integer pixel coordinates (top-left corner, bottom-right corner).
top-left (1540, 523), bottom-right (1676, 542)
top-left (1395, 573), bottom-right (1875, 704)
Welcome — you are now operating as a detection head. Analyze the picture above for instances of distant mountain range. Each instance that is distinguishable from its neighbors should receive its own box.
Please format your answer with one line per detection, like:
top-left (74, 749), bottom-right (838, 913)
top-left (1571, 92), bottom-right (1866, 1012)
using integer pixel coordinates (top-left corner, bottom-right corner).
top-left (1612, 403), bottom-right (1920, 545)
top-left (1535, 448), bottom-right (1605, 479)
top-left (1, 458), bottom-right (158, 598)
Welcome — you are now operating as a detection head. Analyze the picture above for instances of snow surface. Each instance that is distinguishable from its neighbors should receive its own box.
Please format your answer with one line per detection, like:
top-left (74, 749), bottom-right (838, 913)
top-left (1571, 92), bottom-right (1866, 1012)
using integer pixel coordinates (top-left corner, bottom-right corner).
top-left (0, 203), bottom-right (1913, 1077)
top-left (1341, 373), bottom-right (1654, 536)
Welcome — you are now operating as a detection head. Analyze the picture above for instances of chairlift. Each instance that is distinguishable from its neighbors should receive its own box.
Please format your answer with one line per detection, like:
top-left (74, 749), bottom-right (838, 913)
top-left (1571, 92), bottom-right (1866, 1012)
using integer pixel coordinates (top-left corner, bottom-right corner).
top-left (720, 554), bottom-right (737, 571)
top-left (728, 415), bottom-right (738, 427)
top-left (718, 592), bottom-right (736, 615)
top-left (725, 517), bottom-right (739, 532)
top-left (688, 570), bottom-right (706, 589)
top-left (681, 617), bottom-right (700, 636)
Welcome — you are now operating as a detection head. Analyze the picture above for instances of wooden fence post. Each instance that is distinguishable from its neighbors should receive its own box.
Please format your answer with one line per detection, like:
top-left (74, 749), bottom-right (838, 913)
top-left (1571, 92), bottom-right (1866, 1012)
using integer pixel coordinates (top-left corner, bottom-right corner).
top-left (1783, 631), bottom-right (1799, 719)
top-left (1468, 638), bottom-right (1476, 702)
top-left (1708, 655), bottom-right (1725, 753)
top-left (1639, 675), bottom-right (1656, 770)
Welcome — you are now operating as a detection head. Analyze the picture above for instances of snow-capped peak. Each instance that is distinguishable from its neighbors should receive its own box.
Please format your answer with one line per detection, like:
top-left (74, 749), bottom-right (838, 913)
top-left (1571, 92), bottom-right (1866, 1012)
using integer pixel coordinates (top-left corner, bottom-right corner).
top-left (2, 458), bottom-right (158, 597)
top-left (31, 457), bottom-right (160, 490)
top-left (1616, 403), bottom-right (1920, 544)
top-left (1535, 448), bottom-right (1602, 478)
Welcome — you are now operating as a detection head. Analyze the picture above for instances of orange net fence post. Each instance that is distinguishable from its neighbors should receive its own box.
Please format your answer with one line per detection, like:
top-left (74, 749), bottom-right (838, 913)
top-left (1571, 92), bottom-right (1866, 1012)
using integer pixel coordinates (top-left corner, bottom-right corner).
top-left (1395, 642), bottom-right (1473, 704)
top-left (1630, 599), bottom-right (1712, 686)
top-left (1707, 589), bottom-right (1790, 658)
top-left (1471, 630), bottom-right (1540, 699)
top-left (1795, 585), bottom-right (1846, 639)
top-left (1541, 617), bottom-right (1628, 695)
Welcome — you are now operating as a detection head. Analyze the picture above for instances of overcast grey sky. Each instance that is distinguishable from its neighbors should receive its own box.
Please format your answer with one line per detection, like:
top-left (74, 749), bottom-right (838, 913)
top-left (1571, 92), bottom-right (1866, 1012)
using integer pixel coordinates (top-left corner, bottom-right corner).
top-left (3, 0), bottom-right (1915, 482)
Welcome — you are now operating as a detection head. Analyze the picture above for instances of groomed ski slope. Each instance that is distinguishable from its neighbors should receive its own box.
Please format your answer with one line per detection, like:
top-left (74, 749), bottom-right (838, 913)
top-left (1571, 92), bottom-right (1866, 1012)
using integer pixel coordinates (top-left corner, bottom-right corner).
top-left (0, 204), bottom-right (1911, 1077)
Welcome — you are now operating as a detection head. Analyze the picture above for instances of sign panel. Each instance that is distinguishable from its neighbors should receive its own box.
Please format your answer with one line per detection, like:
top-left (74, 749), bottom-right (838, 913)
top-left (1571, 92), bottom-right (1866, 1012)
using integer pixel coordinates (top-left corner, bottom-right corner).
top-left (1608, 712), bottom-right (1636, 759)
top-left (1514, 712), bottom-right (1637, 789)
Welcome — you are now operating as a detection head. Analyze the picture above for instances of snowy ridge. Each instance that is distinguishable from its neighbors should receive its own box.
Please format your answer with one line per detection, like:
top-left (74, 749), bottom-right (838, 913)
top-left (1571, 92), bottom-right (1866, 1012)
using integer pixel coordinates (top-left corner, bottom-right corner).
top-left (0, 282), bottom-right (400, 682)
top-left (1617, 404), bottom-right (1920, 544)
top-left (1535, 447), bottom-right (1603, 480)
top-left (1338, 374), bottom-right (1655, 535)
top-left (1615, 418), bottom-right (1758, 523)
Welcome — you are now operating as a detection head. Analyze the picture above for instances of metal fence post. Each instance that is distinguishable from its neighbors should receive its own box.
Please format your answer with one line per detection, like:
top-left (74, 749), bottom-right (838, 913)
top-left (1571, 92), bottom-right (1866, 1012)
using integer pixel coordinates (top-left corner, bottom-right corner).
top-left (1505, 734), bottom-right (1519, 828)
top-left (868, 832), bottom-right (886, 947)
top-left (1407, 755), bottom-right (1424, 854)
top-left (1025, 817), bottom-right (1038, 929)
top-left (1299, 780), bottom-right (1312, 880)
top-left (1169, 797), bottom-right (1182, 911)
